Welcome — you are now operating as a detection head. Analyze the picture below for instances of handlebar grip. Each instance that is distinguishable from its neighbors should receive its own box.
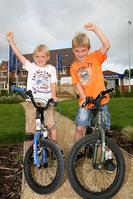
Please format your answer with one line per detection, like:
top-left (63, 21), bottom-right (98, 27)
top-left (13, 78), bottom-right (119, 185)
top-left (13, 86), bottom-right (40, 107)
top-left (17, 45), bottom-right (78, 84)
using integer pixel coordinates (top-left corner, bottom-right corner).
top-left (26, 90), bottom-right (33, 97)
top-left (103, 88), bottom-right (114, 95)
top-left (48, 98), bottom-right (58, 106)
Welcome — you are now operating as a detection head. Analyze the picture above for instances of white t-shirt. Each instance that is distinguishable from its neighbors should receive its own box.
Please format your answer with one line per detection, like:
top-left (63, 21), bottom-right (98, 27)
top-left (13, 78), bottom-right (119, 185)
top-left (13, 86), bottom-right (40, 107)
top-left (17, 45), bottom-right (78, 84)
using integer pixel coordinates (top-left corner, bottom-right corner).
top-left (23, 60), bottom-right (57, 100)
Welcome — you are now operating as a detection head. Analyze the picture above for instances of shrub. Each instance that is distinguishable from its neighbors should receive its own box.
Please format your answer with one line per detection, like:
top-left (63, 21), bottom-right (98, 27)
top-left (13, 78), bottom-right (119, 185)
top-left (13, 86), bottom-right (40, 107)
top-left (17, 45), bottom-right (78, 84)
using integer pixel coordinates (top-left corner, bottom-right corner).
top-left (112, 91), bottom-right (133, 97)
top-left (0, 90), bottom-right (8, 96)
top-left (112, 91), bottom-right (121, 97)
top-left (122, 91), bottom-right (133, 97)
top-left (0, 94), bottom-right (24, 104)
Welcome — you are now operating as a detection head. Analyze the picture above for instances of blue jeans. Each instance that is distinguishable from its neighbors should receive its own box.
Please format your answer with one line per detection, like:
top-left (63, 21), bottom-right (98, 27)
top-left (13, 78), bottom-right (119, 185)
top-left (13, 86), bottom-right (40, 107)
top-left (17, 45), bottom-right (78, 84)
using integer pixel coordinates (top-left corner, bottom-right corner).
top-left (76, 104), bottom-right (110, 130)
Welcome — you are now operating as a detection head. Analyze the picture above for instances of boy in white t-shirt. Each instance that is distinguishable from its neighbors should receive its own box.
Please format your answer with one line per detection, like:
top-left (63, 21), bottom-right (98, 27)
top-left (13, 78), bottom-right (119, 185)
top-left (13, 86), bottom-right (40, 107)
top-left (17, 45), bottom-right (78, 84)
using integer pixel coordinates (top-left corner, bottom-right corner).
top-left (7, 32), bottom-right (58, 144)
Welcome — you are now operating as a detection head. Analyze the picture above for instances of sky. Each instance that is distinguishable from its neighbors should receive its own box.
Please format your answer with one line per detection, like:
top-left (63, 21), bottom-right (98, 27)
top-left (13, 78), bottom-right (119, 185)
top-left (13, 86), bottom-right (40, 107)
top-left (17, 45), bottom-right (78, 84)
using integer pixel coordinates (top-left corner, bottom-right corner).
top-left (0, 0), bottom-right (133, 74)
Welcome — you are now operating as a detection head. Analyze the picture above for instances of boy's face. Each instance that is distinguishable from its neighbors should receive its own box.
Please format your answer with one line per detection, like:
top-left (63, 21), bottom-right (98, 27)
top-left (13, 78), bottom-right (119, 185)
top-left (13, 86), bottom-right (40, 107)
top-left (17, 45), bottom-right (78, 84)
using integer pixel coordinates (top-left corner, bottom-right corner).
top-left (73, 46), bottom-right (89, 61)
top-left (33, 51), bottom-right (49, 67)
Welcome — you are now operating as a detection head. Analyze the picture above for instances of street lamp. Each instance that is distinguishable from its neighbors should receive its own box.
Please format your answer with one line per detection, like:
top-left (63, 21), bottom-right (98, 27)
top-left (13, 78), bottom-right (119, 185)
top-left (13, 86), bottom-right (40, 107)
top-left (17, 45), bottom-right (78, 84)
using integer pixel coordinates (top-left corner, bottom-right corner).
top-left (128, 20), bottom-right (132, 92)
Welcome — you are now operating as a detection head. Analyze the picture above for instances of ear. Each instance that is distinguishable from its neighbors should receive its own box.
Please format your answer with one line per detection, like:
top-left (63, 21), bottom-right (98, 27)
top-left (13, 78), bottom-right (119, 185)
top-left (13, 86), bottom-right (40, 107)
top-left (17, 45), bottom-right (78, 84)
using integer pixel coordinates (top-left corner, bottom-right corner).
top-left (46, 55), bottom-right (50, 61)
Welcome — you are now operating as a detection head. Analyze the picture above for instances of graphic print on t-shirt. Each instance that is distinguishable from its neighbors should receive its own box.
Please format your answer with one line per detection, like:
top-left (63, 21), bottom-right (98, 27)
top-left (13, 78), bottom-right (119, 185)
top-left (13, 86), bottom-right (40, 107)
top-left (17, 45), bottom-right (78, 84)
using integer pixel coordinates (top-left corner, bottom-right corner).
top-left (77, 63), bottom-right (92, 85)
top-left (32, 70), bottom-right (51, 94)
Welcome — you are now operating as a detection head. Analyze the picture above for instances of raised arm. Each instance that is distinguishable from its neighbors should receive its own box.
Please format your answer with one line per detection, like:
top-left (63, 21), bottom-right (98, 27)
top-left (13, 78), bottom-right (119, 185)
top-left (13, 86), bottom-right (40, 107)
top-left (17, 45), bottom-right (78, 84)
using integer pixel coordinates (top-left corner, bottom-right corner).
top-left (84, 22), bottom-right (111, 54)
top-left (7, 32), bottom-right (27, 65)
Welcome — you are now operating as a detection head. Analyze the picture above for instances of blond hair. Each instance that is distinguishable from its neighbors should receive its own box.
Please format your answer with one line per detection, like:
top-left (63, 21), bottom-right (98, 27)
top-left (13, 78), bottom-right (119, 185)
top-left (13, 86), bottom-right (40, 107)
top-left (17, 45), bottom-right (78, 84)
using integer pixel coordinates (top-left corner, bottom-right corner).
top-left (72, 32), bottom-right (90, 49)
top-left (33, 44), bottom-right (50, 59)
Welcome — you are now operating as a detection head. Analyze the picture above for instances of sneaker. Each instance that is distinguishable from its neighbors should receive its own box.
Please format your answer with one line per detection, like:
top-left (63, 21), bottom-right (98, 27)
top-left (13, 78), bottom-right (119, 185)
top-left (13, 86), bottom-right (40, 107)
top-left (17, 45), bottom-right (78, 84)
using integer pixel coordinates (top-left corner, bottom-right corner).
top-left (105, 159), bottom-right (116, 173)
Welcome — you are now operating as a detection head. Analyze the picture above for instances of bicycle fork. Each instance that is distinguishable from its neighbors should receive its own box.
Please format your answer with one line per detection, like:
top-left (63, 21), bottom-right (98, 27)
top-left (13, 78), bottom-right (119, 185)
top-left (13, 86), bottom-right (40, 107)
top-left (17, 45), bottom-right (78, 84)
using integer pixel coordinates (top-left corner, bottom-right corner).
top-left (93, 111), bottom-right (106, 169)
top-left (33, 117), bottom-right (49, 167)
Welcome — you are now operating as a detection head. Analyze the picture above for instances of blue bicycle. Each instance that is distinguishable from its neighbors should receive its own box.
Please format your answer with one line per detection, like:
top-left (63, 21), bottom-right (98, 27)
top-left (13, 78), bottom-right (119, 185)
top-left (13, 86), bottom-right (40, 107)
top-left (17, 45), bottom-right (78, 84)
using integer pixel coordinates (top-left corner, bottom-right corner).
top-left (12, 86), bottom-right (64, 194)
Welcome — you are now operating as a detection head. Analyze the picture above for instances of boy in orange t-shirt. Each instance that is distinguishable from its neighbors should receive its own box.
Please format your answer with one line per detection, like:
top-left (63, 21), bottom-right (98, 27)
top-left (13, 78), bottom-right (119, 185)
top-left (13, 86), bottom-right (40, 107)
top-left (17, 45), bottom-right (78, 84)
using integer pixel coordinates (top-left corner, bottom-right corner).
top-left (71, 22), bottom-right (111, 142)
top-left (70, 22), bottom-right (115, 172)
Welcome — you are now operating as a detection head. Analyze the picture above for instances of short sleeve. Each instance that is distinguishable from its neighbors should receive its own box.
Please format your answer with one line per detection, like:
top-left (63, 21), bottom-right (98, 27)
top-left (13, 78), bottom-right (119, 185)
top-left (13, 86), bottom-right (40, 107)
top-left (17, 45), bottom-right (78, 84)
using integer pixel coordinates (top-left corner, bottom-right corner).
top-left (70, 66), bottom-right (79, 84)
top-left (51, 66), bottom-right (57, 83)
top-left (23, 60), bottom-right (34, 71)
top-left (93, 50), bottom-right (107, 64)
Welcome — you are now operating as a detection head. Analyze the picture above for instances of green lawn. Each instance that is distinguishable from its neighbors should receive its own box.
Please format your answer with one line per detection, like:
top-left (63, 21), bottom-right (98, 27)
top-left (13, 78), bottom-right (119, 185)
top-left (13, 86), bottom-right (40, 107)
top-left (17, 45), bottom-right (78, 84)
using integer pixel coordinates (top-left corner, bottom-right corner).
top-left (0, 104), bottom-right (25, 144)
top-left (56, 97), bottom-right (133, 139)
top-left (109, 97), bottom-right (133, 130)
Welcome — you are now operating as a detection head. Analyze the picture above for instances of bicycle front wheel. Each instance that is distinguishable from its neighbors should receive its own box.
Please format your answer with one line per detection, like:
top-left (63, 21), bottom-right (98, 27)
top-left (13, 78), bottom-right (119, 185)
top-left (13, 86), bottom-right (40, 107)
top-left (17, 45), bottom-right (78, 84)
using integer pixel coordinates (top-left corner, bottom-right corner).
top-left (67, 134), bottom-right (125, 199)
top-left (24, 139), bottom-right (64, 194)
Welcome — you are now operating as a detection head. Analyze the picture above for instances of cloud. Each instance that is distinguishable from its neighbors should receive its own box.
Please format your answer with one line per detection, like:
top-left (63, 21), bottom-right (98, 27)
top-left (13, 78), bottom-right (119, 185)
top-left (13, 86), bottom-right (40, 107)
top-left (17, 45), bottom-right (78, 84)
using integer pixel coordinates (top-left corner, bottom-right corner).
top-left (0, 0), bottom-right (133, 73)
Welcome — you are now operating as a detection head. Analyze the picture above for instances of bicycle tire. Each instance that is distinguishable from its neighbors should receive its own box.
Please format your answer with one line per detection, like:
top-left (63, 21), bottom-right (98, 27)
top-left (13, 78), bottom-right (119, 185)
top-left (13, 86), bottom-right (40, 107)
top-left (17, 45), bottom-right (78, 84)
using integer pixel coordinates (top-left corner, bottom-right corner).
top-left (67, 134), bottom-right (125, 199)
top-left (24, 139), bottom-right (64, 194)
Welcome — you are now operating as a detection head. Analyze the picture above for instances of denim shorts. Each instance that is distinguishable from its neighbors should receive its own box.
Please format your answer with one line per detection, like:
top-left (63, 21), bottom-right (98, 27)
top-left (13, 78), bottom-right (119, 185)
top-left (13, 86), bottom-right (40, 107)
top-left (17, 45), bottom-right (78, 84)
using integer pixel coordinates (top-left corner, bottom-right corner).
top-left (76, 104), bottom-right (110, 130)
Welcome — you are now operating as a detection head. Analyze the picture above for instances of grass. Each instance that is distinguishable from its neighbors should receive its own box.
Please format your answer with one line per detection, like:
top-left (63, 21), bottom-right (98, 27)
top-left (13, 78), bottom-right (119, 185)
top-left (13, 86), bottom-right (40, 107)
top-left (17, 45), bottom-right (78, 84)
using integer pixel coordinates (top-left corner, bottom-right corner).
top-left (56, 97), bottom-right (133, 140)
top-left (109, 97), bottom-right (133, 130)
top-left (0, 104), bottom-right (25, 144)
top-left (56, 99), bottom-right (78, 121)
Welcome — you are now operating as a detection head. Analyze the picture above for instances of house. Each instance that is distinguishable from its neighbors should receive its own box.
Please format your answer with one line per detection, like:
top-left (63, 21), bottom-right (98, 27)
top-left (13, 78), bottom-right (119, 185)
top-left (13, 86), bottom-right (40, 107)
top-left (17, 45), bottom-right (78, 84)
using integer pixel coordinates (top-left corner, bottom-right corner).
top-left (0, 61), bottom-right (8, 91)
top-left (103, 70), bottom-right (125, 92)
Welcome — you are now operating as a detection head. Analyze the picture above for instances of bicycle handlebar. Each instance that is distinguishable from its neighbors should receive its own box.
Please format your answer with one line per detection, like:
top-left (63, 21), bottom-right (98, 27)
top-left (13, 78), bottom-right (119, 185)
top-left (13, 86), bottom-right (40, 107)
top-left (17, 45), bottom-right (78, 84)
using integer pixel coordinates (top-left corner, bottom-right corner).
top-left (11, 85), bottom-right (57, 109)
top-left (81, 88), bottom-right (114, 108)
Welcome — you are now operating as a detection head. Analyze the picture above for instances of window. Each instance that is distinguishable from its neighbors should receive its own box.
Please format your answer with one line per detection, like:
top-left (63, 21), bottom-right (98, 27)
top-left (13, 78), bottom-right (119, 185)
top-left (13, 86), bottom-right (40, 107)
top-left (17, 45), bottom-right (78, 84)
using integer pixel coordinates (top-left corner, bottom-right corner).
top-left (59, 67), bottom-right (66, 74)
top-left (0, 82), bottom-right (7, 89)
top-left (0, 71), bottom-right (7, 77)
top-left (22, 71), bottom-right (27, 77)
top-left (18, 82), bottom-right (26, 88)
top-left (0, 82), bottom-right (4, 89)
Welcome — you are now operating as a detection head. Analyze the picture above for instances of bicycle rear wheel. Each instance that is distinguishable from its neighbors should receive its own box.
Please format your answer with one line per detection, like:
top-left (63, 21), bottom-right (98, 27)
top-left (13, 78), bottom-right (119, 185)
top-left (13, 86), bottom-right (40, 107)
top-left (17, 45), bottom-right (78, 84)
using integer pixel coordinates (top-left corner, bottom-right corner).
top-left (24, 139), bottom-right (64, 194)
top-left (67, 134), bottom-right (125, 199)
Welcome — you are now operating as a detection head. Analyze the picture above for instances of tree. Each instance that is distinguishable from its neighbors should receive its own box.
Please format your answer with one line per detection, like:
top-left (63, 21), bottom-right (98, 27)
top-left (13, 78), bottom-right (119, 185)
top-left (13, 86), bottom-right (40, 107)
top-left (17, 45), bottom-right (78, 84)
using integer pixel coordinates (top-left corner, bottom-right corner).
top-left (124, 69), bottom-right (133, 78)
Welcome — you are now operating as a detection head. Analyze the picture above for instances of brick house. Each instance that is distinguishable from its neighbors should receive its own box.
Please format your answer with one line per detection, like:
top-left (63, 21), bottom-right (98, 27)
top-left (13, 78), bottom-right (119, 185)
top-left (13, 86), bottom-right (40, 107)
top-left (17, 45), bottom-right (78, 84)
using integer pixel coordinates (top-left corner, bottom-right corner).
top-left (0, 61), bottom-right (8, 91)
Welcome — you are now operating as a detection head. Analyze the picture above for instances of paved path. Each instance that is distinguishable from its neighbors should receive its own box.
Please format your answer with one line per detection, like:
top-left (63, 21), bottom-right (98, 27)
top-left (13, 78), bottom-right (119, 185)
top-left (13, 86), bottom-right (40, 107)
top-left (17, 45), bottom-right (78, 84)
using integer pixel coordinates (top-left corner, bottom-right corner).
top-left (21, 109), bottom-right (133, 199)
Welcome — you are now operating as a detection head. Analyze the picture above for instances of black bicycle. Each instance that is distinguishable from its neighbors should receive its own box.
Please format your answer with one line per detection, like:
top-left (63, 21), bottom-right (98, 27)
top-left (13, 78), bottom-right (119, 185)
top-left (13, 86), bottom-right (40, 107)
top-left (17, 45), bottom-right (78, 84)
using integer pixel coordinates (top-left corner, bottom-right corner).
top-left (12, 86), bottom-right (64, 194)
top-left (67, 89), bottom-right (125, 199)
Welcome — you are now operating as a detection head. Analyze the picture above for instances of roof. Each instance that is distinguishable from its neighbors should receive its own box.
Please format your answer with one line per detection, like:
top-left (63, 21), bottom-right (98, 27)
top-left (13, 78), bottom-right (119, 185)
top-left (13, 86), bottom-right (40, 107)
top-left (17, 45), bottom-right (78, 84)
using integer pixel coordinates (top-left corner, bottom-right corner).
top-left (103, 70), bottom-right (125, 79)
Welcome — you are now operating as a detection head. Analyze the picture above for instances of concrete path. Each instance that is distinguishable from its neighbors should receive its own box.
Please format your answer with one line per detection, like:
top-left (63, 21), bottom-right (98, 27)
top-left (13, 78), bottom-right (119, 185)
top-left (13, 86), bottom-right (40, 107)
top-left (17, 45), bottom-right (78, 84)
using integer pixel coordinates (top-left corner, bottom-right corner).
top-left (21, 111), bottom-right (133, 199)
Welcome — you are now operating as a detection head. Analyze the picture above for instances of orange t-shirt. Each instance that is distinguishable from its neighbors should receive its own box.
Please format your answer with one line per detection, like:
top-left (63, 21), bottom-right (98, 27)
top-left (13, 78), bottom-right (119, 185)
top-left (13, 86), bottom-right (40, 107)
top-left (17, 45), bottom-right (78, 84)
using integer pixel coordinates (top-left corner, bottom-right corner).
top-left (70, 49), bottom-right (109, 107)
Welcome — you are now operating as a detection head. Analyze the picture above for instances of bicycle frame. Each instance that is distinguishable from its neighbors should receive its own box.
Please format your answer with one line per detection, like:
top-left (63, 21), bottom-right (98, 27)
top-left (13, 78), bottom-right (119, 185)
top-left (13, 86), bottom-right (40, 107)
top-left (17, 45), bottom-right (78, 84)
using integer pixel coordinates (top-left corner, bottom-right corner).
top-left (91, 108), bottom-right (106, 167)
top-left (33, 104), bottom-right (50, 167)
top-left (84, 89), bottom-right (114, 168)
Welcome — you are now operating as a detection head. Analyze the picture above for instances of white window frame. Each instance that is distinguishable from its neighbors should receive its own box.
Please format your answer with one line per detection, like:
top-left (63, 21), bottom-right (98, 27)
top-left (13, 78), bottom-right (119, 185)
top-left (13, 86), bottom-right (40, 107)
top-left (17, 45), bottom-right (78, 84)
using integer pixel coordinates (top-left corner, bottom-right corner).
top-left (22, 70), bottom-right (27, 77)
top-left (59, 66), bottom-right (66, 74)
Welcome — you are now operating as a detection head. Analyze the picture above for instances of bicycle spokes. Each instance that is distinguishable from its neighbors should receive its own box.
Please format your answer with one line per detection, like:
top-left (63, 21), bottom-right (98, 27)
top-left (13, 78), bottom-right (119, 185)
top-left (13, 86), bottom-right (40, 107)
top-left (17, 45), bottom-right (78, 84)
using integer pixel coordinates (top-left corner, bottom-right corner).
top-left (68, 135), bottom-right (125, 199)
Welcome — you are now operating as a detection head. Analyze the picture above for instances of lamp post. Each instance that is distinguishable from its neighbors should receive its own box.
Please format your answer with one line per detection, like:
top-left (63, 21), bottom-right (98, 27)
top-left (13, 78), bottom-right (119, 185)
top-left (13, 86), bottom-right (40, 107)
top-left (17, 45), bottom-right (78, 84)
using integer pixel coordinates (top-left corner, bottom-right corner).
top-left (128, 20), bottom-right (132, 92)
